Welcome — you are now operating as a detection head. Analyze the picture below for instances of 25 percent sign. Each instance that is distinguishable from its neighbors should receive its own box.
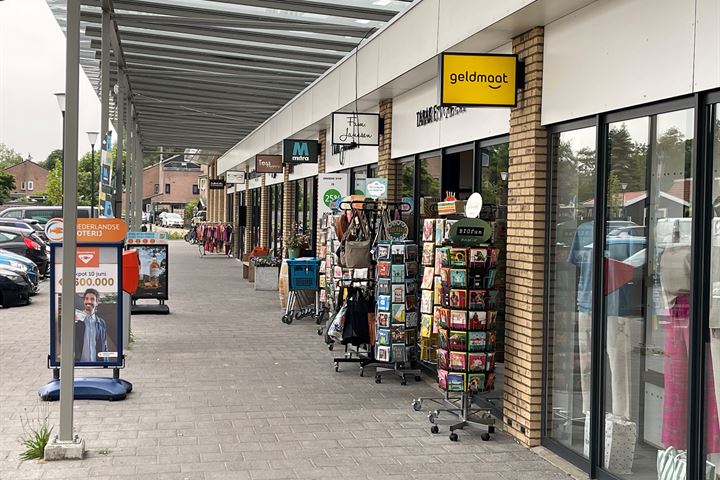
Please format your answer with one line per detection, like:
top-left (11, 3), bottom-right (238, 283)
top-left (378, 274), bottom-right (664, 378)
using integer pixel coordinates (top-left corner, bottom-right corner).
top-left (55, 266), bottom-right (117, 291)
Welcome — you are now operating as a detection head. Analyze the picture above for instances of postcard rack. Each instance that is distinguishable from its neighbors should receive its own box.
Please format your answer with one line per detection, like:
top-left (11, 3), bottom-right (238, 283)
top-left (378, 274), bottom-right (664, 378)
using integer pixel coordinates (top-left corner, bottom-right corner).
top-left (411, 390), bottom-right (495, 441)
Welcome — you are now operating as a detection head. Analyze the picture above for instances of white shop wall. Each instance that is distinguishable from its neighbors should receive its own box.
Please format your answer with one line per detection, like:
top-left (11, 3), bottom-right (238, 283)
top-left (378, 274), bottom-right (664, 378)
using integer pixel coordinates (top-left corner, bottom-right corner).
top-left (542, 0), bottom-right (720, 125)
top-left (391, 77), bottom-right (511, 158)
top-left (288, 162), bottom-right (318, 181)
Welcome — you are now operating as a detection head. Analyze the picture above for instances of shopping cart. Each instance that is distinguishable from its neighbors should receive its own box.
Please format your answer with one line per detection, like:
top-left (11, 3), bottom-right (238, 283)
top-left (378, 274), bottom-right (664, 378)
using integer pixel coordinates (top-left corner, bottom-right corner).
top-left (282, 258), bottom-right (325, 325)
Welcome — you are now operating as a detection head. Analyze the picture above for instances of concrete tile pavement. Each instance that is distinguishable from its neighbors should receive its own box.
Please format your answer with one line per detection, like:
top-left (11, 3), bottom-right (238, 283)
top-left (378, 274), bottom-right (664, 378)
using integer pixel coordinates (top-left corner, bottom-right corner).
top-left (0, 241), bottom-right (572, 479)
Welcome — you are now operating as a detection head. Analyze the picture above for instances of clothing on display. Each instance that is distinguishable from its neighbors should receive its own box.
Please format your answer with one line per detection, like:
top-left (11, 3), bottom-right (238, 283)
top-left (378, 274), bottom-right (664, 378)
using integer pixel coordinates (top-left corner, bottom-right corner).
top-left (196, 223), bottom-right (233, 254)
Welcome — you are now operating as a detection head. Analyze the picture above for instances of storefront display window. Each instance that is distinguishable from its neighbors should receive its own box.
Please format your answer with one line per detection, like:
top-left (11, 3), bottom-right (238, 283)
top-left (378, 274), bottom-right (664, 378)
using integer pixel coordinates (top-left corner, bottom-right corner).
top-left (480, 143), bottom-right (509, 214)
top-left (251, 188), bottom-right (260, 249)
top-left (268, 184), bottom-right (283, 256)
top-left (399, 158), bottom-right (415, 239)
top-left (545, 126), bottom-right (597, 457)
top-left (293, 177), bottom-right (316, 252)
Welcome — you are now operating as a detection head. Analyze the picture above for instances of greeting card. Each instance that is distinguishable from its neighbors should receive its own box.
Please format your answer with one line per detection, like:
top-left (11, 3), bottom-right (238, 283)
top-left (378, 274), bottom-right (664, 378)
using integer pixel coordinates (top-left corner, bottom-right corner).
top-left (449, 289), bottom-right (467, 309)
top-left (468, 290), bottom-right (486, 311)
top-left (405, 329), bottom-right (416, 346)
top-left (468, 311), bottom-right (487, 330)
top-left (391, 264), bottom-right (406, 283)
top-left (447, 372), bottom-right (465, 392)
top-left (487, 310), bottom-right (498, 329)
top-left (444, 219), bottom-right (457, 241)
top-left (437, 349), bottom-right (449, 370)
top-left (435, 219), bottom-right (446, 245)
top-left (469, 248), bottom-right (487, 268)
top-left (376, 345), bottom-right (391, 362)
top-left (449, 310), bottom-right (467, 330)
top-left (421, 267), bottom-right (435, 289)
top-left (486, 352), bottom-right (496, 370)
top-left (449, 351), bottom-right (467, 372)
top-left (421, 242), bottom-right (435, 266)
top-left (488, 247), bottom-right (499, 267)
top-left (377, 278), bottom-right (391, 296)
top-left (405, 261), bottom-right (418, 278)
top-left (392, 284), bottom-right (405, 303)
top-left (377, 295), bottom-right (391, 311)
top-left (405, 244), bottom-right (418, 262)
top-left (449, 248), bottom-right (467, 267)
top-left (405, 280), bottom-right (417, 296)
top-left (485, 371), bottom-right (496, 391)
top-left (377, 329), bottom-right (391, 346)
top-left (405, 295), bottom-right (417, 312)
top-left (391, 325), bottom-right (405, 343)
top-left (392, 343), bottom-right (407, 362)
top-left (438, 328), bottom-right (449, 350)
top-left (377, 244), bottom-right (391, 260)
top-left (421, 290), bottom-right (434, 314)
top-left (468, 373), bottom-right (485, 394)
top-left (435, 307), bottom-right (449, 329)
top-left (450, 269), bottom-right (467, 288)
top-left (468, 331), bottom-right (487, 352)
top-left (420, 314), bottom-right (433, 338)
top-left (392, 303), bottom-right (406, 324)
top-left (487, 331), bottom-right (496, 350)
top-left (377, 261), bottom-right (391, 278)
top-left (405, 311), bottom-right (418, 328)
top-left (438, 369), bottom-right (448, 390)
top-left (449, 330), bottom-right (467, 350)
top-left (434, 277), bottom-right (444, 305)
top-left (468, 353), bottom-right (487, 372)
top-left (377, 312), bottom-right (390, 328)
top-left (422, 219), bottom-right (435, 242)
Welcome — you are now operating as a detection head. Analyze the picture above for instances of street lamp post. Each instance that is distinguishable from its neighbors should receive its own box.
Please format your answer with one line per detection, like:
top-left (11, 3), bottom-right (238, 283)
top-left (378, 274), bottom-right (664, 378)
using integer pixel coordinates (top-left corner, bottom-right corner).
top-left (54, 93), bottom-right (66, 193)
top-left (620, 182), bottom-right (628, 219)
top-left (87, 132), bottom-right (99, 218)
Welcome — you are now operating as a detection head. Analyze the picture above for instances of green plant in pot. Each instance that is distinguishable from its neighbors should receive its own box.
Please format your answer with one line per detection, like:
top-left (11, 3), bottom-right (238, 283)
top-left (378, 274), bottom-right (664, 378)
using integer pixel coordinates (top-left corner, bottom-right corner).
top-left (286, 231), bottom-right (308, 259)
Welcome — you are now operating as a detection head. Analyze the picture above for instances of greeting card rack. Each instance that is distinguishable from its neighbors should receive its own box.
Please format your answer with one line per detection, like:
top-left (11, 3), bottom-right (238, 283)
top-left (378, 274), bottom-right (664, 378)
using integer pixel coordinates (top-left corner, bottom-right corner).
top-left (412, 216), bottom-right (499, 441)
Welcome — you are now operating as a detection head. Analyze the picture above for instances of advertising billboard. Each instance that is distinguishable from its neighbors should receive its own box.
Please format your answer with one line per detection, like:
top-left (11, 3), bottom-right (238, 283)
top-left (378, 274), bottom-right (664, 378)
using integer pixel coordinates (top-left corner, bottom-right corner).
top-left (133, 244), bottom-right (169, 300)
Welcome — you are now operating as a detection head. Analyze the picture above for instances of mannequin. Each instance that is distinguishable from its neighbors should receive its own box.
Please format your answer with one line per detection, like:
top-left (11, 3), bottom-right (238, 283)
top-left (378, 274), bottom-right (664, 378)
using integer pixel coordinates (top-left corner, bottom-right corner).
top-left (659, 242), bottom-right (720, 453)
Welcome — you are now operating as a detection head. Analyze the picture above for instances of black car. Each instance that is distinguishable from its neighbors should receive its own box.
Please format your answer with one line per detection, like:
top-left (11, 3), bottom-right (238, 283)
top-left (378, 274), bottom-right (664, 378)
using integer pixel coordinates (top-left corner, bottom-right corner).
top-left (0, 226), bottom-right (49, 276)
top-left (0, 266), bottom-right (32, 307)
top-left (0, 218), bottom-right (49, 243)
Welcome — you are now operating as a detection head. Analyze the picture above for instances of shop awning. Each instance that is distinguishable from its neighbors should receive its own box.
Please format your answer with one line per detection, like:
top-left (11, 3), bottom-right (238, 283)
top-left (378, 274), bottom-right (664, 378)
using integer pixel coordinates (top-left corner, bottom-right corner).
top-left (45, 0), bottom-right (412, 156)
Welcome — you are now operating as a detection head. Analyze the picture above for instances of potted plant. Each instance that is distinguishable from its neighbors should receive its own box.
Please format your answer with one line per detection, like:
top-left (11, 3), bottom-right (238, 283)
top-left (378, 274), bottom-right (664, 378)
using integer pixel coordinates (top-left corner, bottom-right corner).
top-left (251, 256), bottom-right (281, 291)
top-left (286, 232), bottom-right (308, 259)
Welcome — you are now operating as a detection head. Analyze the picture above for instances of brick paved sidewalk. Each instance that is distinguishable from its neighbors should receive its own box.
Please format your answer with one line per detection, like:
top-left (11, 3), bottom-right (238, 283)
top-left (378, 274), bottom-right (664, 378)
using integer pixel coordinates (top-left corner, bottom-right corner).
top-left (0, 242), bottom-right (571, 480)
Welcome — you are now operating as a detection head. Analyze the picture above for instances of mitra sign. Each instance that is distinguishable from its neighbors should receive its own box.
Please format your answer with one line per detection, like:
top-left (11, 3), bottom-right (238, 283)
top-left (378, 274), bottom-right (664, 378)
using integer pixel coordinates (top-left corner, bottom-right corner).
top-left (283, 139), bottom-right (318, 164)
top-left (440, 53), bottom-right (519, 107)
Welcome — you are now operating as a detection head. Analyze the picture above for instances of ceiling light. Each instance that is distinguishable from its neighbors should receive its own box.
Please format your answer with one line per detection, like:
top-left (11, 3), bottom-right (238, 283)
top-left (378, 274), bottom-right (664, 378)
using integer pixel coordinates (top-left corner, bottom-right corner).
top-left (355, 19), bottom-right (371, 24)
top-left (373, 0), bottom-right (392, 5)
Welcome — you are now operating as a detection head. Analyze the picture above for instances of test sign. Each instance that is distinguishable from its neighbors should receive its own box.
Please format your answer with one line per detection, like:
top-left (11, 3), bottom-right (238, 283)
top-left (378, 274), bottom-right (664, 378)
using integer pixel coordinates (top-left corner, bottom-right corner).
top-left (440, 53), bottom-right (519, 107)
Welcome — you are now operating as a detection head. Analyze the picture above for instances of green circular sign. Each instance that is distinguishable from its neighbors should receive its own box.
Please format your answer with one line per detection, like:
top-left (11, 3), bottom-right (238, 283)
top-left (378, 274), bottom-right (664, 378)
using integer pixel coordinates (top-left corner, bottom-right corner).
top-left (323, 188), bottom-right (342, 208)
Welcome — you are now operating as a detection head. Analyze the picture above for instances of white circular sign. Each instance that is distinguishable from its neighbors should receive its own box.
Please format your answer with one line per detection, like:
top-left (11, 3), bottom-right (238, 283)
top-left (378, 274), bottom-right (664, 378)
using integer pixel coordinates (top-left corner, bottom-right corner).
top-left (465, 192), bottom-right (483, 219)
top-left (45, 218), bottom-right (64, 242)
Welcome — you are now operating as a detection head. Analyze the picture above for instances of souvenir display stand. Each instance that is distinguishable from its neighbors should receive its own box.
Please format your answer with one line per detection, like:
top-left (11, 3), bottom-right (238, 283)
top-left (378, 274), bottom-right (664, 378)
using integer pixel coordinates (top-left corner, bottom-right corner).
top-left (195, 222), bottom-right (234, 257)
top-left (412, 206), bottom-right (499, 441)
top-left (374, 239), bottom-right (422, 385)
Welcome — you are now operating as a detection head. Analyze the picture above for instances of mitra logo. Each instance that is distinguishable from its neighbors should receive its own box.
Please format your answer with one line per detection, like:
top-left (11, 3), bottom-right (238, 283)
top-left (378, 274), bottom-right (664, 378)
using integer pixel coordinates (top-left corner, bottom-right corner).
top-left (283, 139), bottom-right (318, 164)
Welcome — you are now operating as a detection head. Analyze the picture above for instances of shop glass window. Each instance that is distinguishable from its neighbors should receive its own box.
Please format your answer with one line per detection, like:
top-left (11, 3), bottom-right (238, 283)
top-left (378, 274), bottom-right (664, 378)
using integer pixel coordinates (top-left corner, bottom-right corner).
top-left (352, 166), bottom-right (367, 195)
top-left (295, 179), bottom-right (305, 232)
top-left (165, 184), bottom-right (170, 194)
top-left (480, 143), bottom-right (510, 218)
top-left (603, 109), bottom-right (699, 479)
top-left (368, 163), bottom-right (378, 178)
top-left (305, 179), bottom-right (315, 249)
top-left (708, 102), bottom-right (720, 474)
top-left (418, 154), bottom-right (441, 224)
top-left (399, 159), bottom-right (416, 240)
top-left (545, 126), bottom-right (597, 456)
top-left (442, 148), bottom-right (474, 200)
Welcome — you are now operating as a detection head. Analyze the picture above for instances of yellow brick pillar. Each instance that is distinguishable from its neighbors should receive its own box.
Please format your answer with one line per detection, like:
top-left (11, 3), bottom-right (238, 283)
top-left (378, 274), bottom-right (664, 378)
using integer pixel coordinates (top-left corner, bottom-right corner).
top-left (260, 174), bottom-right (269, 249)
top-left (503, 26), bottom-right (547, 447)
top-left (316, 129), bottom-right (327, 258)
top-left (377, 99), bottom-right (397, 202)
top-left (281, 166), bottom-right (295, 258)
top-left (244, 165), bottom-right (252, 255)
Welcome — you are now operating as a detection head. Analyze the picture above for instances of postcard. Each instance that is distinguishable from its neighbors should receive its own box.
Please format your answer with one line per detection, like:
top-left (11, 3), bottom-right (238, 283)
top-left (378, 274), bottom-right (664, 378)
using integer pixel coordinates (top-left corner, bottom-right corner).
top-left (469, 248), bottom-right (487, 268)
top-left (377, 261), bottom-right (391, 278)
top-left (377, 278), bottom-right (391, 296)
top-left (447, 372), bottom-right (465, 392)
top-left (405, 311), bottom-right (418, 328)
top-left (468, 353), bottom-right (487, 372)
top-left (435, 219), bottom-right (446, 245)
top-left (391, 244), bottom-right (406, 264)
top-left (392, 303), bottom-right (406, 324)
top-left (438, 328), bottom-right (449, 350)
top-left (391, 325), bottom-right (405, 343)
top-left (421, 242), bottom-right (435, 266)
top-left (405, 244), bottom-right (418, 262)
top-left (377, 295), bottom-right (391, 311)
top-left (468, 331), bottom-right (487, 352)
top-left (450, 269), bottom-right (467, 288)
top-left (449, 330), bottom-right (467, 350)
top-left (422, 219), bottom-right (435, 242)
top-left (438, 369), bottom-right (448, 390)
top-left (377, 312), bottom-right (390, 328)
top-left (449, 351), bottom-right (466, 372)
top-left (377, 329), bottom-right (391, 346)
top-left (421, 267), bottom-right (435, 289)
top-left (467, 373), bottom-right (485, 394)
top-left (376, 345), bottom-right (391, 362)
top-left (449, 248), bottom-right (467, 267)
top-left (449, 289), bottom-right (467, 309)
top-left (468, 311), bottom-right (487, 330)
top-left (405, 261), bottom-right (418, 278)
top-left (377, 244), bottom-right (390, 260)
top-left (449, 310), bottom-right (467, 330)
top-left (421, 290), bottom-right (434, 314)
top-left (468, 290), bottom-right (486, 311)
top-left (392, 284), bottom-right (405, 303)
top-left (437, 349), bottom-right (449, 370)
top-left (391, 264), bottom-right (405, 283)
top-left (420, 314), bottom-right (433, 338)
top-left (392, 343), bottom-right (407, 363)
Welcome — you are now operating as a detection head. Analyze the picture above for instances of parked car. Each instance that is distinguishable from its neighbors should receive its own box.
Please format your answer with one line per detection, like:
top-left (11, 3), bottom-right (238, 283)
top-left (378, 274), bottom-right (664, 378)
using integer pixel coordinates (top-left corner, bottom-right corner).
top-left (0, 218), bottom-right (49, 243)
top-left (161, 213), bottom-right (184, 228)
top-left (0, 265), bottom-right (33, 307)
top-left (0, 226), bottom-right (49, 275)
top-left (0, 249), bottom-right (40, 292)
top-left (0, 206), bottom-right (96, 226)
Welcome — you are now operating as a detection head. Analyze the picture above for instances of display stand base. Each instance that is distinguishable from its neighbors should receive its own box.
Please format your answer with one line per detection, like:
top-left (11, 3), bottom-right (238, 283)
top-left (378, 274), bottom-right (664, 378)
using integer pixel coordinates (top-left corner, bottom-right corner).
top-left (412, 392), bottom-right (495, 441)
top-left (375, 364), bottom-right (422, 386)
top-left (131, 303), bottom-right (170, 315)
top-left (333, 345), bottom-right (378, 376)
top-left (38, 377), bottom-right (132, 401)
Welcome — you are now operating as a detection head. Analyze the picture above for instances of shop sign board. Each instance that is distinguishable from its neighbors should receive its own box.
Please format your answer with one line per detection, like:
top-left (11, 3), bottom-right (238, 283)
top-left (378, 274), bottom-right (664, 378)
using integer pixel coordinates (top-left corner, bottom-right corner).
top-left (440, 53), bottom-right (519, 107)
top-left (318, 173), bottom-right (348, 214)
top-left (255, 154), bottom-right (283, 173)
top-left (449, 218), bottom-right (493, 246)
top-left (387, 220), bottom-right (409, 240)
top-left (50, 243), bottom-right (124, 367)
top-left (45, 218), bottom-right (128, 243)
top-left (366, 178), bottom-right (388, 200)
top-left (354, 173), bottom-right (367, 195)
top-left (225, 171), bottom-right (246, 184)
top-left (283, 139), bottom-right (319, 164)
top-left (331, 112), bottom-right (380, 146)
top-left (209, 179), bottom-right (226, 189)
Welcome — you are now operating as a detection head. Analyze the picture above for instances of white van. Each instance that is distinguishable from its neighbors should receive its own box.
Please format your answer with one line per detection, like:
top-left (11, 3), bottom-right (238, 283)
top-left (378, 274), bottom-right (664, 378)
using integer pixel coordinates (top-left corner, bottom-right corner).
top-left (0, 206), bottom-right (97, 226)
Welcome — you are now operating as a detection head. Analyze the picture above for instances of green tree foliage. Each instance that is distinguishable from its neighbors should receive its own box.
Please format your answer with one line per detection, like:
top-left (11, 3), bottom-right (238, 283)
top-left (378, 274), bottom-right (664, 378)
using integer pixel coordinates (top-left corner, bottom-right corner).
top-left (0, 171), bottom-right (16, 203)
top-left (0, 143), bottom-right (23, 170)
top-left (607, 170), bottom-right (622, 218)
top-left (42, 149), bottom-right (63, 171)
top-left (608, 125), bottom-right (647, 191)
top-left (184, 199), bottom-right (199, 224)
top-left (45, 161), bottom-right (63, 206)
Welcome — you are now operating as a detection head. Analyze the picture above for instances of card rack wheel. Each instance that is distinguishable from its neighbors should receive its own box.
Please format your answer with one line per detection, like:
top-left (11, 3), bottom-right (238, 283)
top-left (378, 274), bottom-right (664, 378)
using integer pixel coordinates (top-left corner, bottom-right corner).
top-left (334, 362), bottom-right (339, 372)
top-left (328, 343), bottom-right (334, 351)
top-left (449, 432), bottom-right (459, 442)
top-left (400, 376), bottom-right (407, 386)
top-left (430, 425), bottom-right (439, 434)
top-left (359, 367), bottom-right (364, 377)
top-left (316, 327), bottom-right (323, 336)
top-left (375, 374), bottom-right (382, 384)
top-left (414, 375), bottom-right (422, 382)
top-left (281, 314), bottom-right (289, 324)
top-left (481, 433), bottom-right (491, 441)
top-left (428, 412), bottom-right (436, 424)
top-left (412, 400), bottom-right (422, 411)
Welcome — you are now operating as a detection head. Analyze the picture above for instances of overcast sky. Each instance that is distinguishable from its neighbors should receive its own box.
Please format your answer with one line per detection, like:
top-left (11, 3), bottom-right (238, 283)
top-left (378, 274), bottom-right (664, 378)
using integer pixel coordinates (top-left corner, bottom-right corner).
top-left (0, 0), bottom-right (104, 163)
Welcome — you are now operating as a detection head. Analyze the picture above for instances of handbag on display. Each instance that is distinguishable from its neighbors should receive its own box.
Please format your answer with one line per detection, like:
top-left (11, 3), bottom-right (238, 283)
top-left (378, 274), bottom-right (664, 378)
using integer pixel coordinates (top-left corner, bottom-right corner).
top-left (657, 447), bottom-right (716, 480)
top-left (328, 303), bottom-right (348, 342)
top-left (339, 211), bottom-right (372, 269)
top-left (604, 414), bottom-right (637, 475)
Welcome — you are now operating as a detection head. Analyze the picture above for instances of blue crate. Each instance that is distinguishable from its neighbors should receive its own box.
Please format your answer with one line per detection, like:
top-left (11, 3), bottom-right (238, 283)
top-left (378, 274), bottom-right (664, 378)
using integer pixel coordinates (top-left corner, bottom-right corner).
top-left (287, 257), bottom-right (321, 291)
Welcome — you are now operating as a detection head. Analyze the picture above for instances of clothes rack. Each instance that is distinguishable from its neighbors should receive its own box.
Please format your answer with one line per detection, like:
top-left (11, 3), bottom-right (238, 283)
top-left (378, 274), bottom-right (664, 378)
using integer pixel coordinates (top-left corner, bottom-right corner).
top-left (195, 222), bottom-right (233, 257)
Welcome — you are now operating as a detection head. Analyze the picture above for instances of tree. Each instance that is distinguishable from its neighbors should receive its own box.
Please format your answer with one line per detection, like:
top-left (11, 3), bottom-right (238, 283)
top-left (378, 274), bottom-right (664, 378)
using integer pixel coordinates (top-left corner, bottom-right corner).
top-left (45, 161), bottom-right (63, 206)
top-left (42, 149), bottom-right (63, 171)
top-left (0, 143), bottom-right (23, 170)
top-left (0, 171), bottom-right (16, 203)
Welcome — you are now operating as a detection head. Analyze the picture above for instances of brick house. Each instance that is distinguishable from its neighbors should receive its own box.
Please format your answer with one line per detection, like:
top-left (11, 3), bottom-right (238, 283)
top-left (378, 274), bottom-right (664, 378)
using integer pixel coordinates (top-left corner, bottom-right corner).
top-left (139, 155), bottom-right (207, 215)
top-left (3, 160), bottom-right (50, 199)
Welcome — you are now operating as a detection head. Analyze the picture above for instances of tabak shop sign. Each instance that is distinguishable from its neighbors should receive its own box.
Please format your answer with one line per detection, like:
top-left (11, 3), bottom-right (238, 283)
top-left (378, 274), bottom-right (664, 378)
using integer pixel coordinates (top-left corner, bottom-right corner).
top-left (416, 105), bottom-right (467, 127)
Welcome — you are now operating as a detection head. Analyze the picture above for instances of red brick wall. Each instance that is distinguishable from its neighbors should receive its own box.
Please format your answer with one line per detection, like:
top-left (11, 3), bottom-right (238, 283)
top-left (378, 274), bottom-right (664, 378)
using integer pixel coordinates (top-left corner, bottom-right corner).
top-left (4, 161), bottom-right (49, 194)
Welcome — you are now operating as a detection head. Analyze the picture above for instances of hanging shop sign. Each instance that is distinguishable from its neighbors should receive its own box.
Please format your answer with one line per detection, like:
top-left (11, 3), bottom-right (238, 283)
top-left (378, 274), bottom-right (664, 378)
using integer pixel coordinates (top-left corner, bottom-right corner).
top-left (387, 220), bottom-right (409, 240)
top-left (209, 179), bottom-right (226, 189)
top-left (331, 112), bottom-right (380, 146)
top-left (318, 173), bottom-right (349, 215)
top-left (255, 155), bottom-right (283, 173)
top-left (225, 170), bottom-right (246, 184)
top-left (440, 52), bottom-right (519, 107)
top-left (50, 243), bottom-right (124, 367)
top-left (283, 139), bottom-right (319, 164)
top-left (98, 132), bottom-right (114, 218)
top-left (366, 178), bottom-right (388, 200)
top-left (449, 218), bottom-right (493, 246)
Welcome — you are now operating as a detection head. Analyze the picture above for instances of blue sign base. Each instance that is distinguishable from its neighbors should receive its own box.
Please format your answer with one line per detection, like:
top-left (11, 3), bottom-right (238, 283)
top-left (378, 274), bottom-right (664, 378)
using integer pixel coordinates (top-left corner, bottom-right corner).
top-left (38, 377), bottom-right (132, 401)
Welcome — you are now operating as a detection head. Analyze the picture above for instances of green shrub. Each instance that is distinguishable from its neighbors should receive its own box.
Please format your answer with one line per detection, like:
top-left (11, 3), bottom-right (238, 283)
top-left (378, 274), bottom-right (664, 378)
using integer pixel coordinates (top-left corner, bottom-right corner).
top-left (18, 408), bottom-right (53, 461)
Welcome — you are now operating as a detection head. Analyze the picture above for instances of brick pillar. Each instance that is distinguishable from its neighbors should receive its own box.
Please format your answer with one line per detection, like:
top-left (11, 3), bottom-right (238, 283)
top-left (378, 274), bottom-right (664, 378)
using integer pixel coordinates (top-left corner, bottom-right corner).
top-left (232, 190), bottom-right (240, 257)
top-left (377, 99), bottom-right (398, 202)
top-left (281, 166), bottom-right (295, 258)
top-left (503, 26), bottom-right (547, 447)
top-left (244, 166), bottom-right (252, 255)
top-left (260, 175), bottom-right (269, 249)
top-left (316, 129), bottom-right (327, 257)
top-left (208, 161), bottom-right (216, 221)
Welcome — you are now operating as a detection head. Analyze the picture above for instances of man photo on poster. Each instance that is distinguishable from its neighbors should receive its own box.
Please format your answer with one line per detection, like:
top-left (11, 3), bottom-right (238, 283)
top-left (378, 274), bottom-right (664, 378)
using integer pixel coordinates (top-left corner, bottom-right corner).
top-left (74, 288), bottom-right (108, 362)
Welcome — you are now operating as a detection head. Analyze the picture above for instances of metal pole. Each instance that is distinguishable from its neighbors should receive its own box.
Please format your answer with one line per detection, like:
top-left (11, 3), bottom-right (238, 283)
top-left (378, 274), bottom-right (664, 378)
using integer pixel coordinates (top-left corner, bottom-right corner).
top-left (61, 111), bottom-right (65, 195)
top-left (125, 107), bottom-right (133, 224)
top-left (134, 135), bottom-right (143, 230)
top-left (114, 81), bottom-right (124, 218)
top-left (90, 144), bottom-right (95, 218)
top-left (100, 8), bottom-right (110, 139)
top-left (59, 0), bottom-right (81, 443)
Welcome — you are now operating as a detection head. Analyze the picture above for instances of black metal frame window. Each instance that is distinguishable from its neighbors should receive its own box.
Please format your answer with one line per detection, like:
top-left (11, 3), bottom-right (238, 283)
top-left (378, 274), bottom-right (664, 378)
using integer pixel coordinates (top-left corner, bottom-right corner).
top-left (542, 90), bottom-right (720, 480)
top-left (251, 187), bottom-right (261, 249)
top-left (293, 177), bottom-right (317, 253)
top-left (268, 183), bottom-right (283, 256)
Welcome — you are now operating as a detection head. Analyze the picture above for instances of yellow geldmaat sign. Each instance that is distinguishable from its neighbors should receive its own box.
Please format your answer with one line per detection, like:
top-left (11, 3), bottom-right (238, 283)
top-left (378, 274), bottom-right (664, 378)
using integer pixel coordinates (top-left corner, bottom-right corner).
top-left (440, 53), bottom-right (519, 107)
